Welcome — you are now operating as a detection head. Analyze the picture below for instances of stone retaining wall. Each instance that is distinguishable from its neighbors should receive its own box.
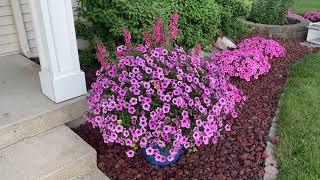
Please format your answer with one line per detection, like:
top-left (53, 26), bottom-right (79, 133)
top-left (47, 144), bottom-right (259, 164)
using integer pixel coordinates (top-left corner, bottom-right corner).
top-left (241, 17), bottom-right (310, 40)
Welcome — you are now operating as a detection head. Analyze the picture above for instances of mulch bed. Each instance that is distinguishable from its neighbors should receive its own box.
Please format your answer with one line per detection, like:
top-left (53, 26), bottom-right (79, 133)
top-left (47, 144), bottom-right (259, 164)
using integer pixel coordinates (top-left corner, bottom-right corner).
top-left (73, 40), bottom-right (319, 180)
top-left (81, 64), bottom-right (100, 89)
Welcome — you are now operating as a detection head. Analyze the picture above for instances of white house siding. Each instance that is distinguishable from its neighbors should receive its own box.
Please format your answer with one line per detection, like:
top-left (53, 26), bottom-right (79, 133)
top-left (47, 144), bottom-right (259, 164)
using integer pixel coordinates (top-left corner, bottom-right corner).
top-left (0, 0), bottom-right (20, 56)
top-left (19, 0), bottom-right (37, 57)
top-left (0, 0), bottom-right (82, 57)
top-left (15, 0), bottom-right (80, 58)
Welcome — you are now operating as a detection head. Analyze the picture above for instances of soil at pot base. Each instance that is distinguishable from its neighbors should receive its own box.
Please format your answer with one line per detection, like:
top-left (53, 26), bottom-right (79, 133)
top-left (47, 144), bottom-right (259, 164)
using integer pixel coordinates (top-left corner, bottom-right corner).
top-left (287, 18), bottom-right (300, 25)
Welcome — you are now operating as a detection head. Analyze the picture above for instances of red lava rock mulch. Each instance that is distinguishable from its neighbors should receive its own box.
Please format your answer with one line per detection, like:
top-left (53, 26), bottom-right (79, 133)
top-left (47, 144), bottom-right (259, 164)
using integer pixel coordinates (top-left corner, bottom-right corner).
top-left (73, 40), bottom-right (319, 180)
top-left (81, 64), bottom-right (100, 89)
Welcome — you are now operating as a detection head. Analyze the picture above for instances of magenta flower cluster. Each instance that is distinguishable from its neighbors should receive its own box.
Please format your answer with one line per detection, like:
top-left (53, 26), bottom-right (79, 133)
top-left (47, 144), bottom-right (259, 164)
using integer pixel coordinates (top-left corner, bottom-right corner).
top-left (237, 37), bottom-right (286, 60)
top-left (304, 11), bottom-right (320, 22)
top-left (212, 37), bottom-right (286, 81)
top-left (212, 49), bottom-right (270, 81)
top-left (287, 11), bottom-right (305, 21)
top-left (85, 13), bottom-right (246, 162)
top-left (86, 44), bottom-right (244, 161)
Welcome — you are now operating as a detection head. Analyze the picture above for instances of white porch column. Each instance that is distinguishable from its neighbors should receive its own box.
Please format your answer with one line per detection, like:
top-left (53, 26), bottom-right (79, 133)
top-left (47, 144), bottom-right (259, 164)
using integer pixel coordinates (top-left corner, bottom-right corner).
top-left (29, 0), bottom-right (87, 103)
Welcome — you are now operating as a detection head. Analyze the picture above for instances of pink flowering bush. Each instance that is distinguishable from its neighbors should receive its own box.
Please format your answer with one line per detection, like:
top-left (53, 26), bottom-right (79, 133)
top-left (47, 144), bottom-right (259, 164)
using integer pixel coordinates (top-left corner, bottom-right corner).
top-left (212, 37), bottom-right (286, 81)
top-left (212, 49), bottom-right (270, 81)
top-left (237, 37), bottom-right (286, 60)
top-left (304, 11), bottom-right (320, 22)
top-left (85, 12), bottom-right (245, 163)
top-left (287, 11), bottom-right (305, 21)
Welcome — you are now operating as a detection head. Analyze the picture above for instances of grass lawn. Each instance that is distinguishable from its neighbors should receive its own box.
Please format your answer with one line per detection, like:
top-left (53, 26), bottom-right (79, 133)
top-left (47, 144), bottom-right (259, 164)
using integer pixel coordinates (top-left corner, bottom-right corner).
top-left (277, 53), bottom-right (320, 180)
top-left (246, 0), bottom-right (320, 14)
top-left (291, 0), bottom-right (320, 14)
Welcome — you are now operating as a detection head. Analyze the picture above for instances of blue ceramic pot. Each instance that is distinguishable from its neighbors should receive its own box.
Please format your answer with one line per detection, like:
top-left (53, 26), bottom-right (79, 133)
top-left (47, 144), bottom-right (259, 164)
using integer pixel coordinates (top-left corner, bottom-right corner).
top-left (142, 145), bottom-right (184, 167)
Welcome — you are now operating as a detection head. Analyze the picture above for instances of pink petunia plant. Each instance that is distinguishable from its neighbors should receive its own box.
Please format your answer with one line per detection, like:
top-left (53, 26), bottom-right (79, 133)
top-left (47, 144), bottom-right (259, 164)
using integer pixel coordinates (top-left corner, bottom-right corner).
top-left (237, 37), bottom-right (286, 60)
top-left (85, 12), bottom-right (245, 162)
top-left (212, 48), bottom-right (270, 81)
top-left (304, 11), bottom-right (320, 22)
top-left (212, 37), bottom-right (286, 81)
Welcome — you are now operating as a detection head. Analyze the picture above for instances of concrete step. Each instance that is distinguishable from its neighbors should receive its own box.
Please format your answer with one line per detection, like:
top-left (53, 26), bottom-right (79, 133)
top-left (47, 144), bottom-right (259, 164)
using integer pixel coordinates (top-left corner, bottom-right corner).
top-left (71, 169), bottom-right (109, 180)
top-left (0, 125), bottom-right (99, 180)
top-left (0, 54), bottom-right (87, 149)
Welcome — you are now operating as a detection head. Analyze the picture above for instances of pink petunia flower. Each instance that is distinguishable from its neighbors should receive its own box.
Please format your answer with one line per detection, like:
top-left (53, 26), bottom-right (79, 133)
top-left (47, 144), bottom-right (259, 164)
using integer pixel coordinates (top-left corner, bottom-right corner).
top-left (126, 150), bottom-right (135, 158)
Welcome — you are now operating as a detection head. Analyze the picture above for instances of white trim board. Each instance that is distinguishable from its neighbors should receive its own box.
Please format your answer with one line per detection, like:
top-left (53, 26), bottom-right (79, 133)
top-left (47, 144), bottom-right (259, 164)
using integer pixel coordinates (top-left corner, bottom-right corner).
top-left (10, 0), bottom-right (31, 57)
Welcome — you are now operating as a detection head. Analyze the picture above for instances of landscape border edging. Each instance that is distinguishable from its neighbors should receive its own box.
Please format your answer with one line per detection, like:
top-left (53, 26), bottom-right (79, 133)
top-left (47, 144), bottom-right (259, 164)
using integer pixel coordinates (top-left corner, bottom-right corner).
top-left (241, 16), bottom-right (311, 40)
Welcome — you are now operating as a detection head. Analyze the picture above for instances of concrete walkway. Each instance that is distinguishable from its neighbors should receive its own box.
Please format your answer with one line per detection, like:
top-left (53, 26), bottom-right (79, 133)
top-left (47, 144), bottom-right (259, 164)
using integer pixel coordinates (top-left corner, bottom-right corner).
top-left (0, 54), bottom-right (87, 149)
top-left (0, 54), bottom-right (108, 179)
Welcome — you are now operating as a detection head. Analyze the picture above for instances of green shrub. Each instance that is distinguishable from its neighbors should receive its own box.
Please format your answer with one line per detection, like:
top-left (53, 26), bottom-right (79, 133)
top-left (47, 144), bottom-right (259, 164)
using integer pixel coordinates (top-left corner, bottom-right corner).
top-left (222, 18), bottom-right (252, 40)
top-left (216, 0), bottom-right (252, 39)
top-left (216, 0), bottom-right (250, 17)
top-left (76, 0), bottom-right (221, 49)
top-left (250, 0), bottom-right (293, 25)
top-left (78, 50), bottom-right (96, 67)
top-left (75, 0), bottom-right (250, 66)
top-left (172, 0), bottom-right (221, 50)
